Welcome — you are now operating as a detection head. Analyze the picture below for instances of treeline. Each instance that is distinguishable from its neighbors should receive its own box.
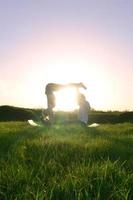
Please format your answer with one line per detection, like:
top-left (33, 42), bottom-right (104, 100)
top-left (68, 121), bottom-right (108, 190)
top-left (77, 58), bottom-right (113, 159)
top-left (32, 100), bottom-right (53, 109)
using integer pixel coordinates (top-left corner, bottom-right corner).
top-left (89, 110), bottom-right (133, 124)
top-left (0, 105), bottom-right (133, 123)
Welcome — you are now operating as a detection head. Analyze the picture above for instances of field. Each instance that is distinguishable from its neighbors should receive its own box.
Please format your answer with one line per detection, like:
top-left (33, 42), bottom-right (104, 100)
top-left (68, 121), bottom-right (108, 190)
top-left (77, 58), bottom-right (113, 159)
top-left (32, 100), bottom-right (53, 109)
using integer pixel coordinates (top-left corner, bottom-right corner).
top-left (0, 122), bottom-right (133, 200)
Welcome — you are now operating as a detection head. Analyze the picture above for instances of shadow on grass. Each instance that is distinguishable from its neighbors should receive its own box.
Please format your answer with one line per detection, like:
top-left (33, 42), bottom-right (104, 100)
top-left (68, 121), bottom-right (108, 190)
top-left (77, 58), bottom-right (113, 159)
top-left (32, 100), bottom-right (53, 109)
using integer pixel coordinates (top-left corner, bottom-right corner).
top-left (22, 134), bottom-right (133, 174)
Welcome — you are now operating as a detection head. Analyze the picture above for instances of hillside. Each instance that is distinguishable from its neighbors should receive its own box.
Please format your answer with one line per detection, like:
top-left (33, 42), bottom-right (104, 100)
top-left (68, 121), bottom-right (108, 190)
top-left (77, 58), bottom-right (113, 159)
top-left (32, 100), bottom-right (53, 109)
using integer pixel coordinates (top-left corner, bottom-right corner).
top-left (0, 105), bottom-right (133, 123)
top-left (0, 105), bottom-right (40, 121)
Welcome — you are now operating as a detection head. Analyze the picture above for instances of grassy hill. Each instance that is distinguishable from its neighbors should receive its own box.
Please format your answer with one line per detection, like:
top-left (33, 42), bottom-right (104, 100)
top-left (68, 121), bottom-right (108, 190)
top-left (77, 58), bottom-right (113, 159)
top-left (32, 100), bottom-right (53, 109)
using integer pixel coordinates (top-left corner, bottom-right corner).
top-left (0, 122), bottom-right (132, 199)
top-left (0, 105), bottom-right (40, 121)
top-left (0, 105), bottom-right (133, 123)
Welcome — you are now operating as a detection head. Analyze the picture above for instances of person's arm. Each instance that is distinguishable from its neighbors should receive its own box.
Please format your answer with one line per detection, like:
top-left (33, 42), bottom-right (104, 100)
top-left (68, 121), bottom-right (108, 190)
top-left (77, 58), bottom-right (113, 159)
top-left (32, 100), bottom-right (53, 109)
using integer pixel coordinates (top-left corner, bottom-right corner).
top-left (68, 82), bottom-right (87, 89)
top-left (79, 82), bottom-right (87, 89)
top-left (45, 83), bottom-right (66, 94)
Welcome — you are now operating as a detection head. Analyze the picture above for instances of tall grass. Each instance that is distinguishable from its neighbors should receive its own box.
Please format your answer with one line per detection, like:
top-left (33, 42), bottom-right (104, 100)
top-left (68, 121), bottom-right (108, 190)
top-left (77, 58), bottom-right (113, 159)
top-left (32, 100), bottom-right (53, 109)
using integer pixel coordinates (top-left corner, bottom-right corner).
top-left (0, 122), bottom-right (132, 199)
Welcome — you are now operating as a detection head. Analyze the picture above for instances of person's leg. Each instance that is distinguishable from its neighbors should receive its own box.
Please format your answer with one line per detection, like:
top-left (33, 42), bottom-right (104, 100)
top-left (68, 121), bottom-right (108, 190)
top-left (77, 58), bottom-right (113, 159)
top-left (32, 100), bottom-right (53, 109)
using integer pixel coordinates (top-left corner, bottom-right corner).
top-left (47, 94), bottom-right (55, 124)
top-left (48, 106), bottom-right (54, 124)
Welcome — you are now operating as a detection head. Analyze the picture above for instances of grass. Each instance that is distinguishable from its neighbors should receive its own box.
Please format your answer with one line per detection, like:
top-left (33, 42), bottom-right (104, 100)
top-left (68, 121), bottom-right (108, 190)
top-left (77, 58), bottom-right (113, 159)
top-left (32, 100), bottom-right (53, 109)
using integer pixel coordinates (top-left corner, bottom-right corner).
top-left (0, 122), bottom-right (132, 199)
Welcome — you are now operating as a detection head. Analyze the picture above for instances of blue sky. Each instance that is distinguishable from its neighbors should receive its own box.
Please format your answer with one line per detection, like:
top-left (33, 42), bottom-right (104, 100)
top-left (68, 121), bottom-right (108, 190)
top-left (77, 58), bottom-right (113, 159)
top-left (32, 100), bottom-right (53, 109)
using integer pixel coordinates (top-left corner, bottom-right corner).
top-left (0, 0), bottom-right (133, 110)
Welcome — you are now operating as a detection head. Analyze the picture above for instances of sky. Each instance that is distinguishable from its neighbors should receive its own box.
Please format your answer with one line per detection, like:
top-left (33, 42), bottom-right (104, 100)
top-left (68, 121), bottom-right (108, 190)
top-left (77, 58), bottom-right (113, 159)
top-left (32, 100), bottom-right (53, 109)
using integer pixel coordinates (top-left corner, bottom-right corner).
top-left (0, 0), bottom-right (133, 111)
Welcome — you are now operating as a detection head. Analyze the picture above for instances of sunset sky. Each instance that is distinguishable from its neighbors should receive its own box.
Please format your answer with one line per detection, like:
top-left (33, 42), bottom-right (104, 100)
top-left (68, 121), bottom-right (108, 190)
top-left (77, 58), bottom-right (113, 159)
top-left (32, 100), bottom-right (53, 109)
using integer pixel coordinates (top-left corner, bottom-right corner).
top-left (0, 0), bottom-right (133, 111)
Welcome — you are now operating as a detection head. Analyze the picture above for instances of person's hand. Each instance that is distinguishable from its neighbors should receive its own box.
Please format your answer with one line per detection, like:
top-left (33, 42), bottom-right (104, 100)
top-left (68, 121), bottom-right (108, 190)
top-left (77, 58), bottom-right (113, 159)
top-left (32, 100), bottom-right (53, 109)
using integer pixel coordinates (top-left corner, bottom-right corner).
top-left (79, 82), bottom-right (87, 89)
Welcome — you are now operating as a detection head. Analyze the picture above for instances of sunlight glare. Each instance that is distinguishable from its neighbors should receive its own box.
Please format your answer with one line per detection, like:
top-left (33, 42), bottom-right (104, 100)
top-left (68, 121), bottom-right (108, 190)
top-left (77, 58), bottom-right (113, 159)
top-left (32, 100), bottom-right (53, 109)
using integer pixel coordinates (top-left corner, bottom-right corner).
top-left (54, 87), bottom-right (78, 111)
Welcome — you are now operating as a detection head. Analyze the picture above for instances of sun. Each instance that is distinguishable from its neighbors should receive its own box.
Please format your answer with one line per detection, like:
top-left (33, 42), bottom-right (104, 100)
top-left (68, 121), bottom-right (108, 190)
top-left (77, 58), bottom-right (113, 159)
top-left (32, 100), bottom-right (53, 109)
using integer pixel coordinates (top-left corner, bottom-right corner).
top-left (54, 87), bottom-right (79, 111)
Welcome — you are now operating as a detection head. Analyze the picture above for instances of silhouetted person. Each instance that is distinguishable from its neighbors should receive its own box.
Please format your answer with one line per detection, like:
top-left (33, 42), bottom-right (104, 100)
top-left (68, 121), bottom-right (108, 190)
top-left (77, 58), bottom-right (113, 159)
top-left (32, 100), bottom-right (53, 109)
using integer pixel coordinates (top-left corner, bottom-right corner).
top-left (78, 93), bottom-right (90, 125)
top-left (45, 82), bottom-right (87, 124)
top-left (45, 83), bottom-right (65, 123)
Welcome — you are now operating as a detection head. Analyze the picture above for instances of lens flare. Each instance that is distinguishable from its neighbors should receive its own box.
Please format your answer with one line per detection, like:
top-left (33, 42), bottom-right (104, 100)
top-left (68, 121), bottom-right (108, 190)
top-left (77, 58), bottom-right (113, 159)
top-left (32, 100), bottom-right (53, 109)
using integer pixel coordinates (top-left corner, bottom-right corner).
top-left (54, 87), bottom-right (78, 111)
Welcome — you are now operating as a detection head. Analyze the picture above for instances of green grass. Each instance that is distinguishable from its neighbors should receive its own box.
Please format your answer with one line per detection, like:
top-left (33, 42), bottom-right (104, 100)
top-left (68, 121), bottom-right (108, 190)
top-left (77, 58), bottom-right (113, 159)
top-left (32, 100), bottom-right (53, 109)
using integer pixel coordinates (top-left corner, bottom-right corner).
top-left (0, 122), bottom-right (132, 200)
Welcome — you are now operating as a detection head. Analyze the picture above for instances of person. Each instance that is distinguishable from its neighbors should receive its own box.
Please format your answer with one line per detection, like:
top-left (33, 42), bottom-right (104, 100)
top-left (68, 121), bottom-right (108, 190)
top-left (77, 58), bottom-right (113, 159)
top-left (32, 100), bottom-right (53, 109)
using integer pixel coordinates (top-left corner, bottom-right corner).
top-left (78, 94), bottom-right (91, 125)
top-left (45, 83), bottom-right (65, 124)
top-left (45, 82), bottom-right (87, 124)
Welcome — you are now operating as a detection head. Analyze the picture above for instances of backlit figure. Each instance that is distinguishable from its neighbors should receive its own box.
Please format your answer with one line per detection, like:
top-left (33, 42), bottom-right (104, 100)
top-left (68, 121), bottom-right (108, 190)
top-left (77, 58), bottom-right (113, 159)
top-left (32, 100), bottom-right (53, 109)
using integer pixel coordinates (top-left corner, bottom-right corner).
top-left (45, 82), bottom-right (87, 124)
